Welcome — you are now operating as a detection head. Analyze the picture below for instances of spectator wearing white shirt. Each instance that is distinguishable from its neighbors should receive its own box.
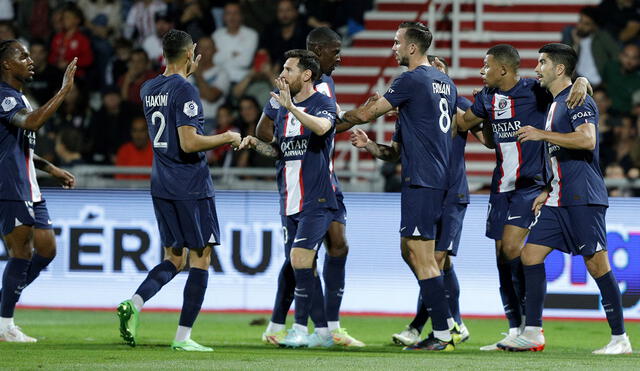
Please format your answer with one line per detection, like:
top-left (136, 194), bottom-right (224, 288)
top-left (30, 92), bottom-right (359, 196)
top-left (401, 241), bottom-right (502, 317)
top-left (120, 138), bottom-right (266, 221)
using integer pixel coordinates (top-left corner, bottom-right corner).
top-left (142, 12), bottom-right (173, 68)
top-left (212, 1), bottom-right (258, 83)
top-left (124, 0), bottom-right (167, 46)
top-left (190, 36), bottom-right (231, 132)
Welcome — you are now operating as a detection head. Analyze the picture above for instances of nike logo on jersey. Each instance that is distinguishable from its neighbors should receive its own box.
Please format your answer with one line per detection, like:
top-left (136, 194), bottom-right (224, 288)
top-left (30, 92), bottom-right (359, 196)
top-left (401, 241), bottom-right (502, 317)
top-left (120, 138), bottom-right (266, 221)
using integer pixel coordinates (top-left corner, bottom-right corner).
top-left (293, 238), bottom-right (307, 243)
top-left (496, 110), bottom-right (507, 117)
top-left (47, 220), bottom-right (53, 225)
top-left (577, 244), bottom-right (586, 250)
top-left (507, 215), bottom-right (521, 220)
top-left (400, 227), bottom-right (407, 232)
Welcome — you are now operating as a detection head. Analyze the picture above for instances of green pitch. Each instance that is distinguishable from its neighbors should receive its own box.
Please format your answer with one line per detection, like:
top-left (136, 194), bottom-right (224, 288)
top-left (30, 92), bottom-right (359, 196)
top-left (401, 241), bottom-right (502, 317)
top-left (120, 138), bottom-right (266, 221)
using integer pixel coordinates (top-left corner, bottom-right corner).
top-left (0, 309), bottom-right (638, 370)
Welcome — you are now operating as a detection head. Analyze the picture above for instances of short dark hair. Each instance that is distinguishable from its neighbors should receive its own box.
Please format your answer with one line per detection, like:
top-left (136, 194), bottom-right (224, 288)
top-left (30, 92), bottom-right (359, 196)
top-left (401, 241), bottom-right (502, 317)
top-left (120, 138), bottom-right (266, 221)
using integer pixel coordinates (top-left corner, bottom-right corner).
top-left (284, 49), bottom-right (321, 80)
top-left (486, 44), bottom-right (520, 71)
top-left (59, 128), bottom-right (84, 153)
top-left (162, 29), bottom-right (193, 63)
top-left (580, 6), bottom-right (601, 26)
top-left (62, 3), bottom-right (85, 25)
top-left (539, 43), bottom-right (577, 77)
top-left (0, 39), bottom-right (18, 64)
top-left (131, 47), bottom-right (149, 61)
top-left (427, 55), bottom-right (448, 73)
top-left (306, 27), bottom-right (341, 50)
top-left (398, 22), bottom-right (432, 54)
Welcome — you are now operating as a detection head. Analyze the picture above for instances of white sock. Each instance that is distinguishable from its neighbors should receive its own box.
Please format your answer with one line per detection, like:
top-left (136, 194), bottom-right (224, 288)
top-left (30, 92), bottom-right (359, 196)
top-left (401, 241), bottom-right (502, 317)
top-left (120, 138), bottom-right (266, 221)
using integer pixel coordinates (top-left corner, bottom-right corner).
top-left (174, 326), bottom-right (192, 342)
top-left (460, 323), bottom-right (467, 331)
top-left (446, 317), bottom-right (455, 330)
top-left (508, 327), bottom-right (520, 336)
top-left (612, 333), bottom-right (628, 342)
top-left (315, 327), bottom-right (330, 337)
top-left (433, 329), bottom-right (452, 342)
top-left (131, 294), bottom-right (144, 312)
top-left (292, 323), bottom-right (308, 334)
top-left (327, 321), bottom-right (340, 331)
top-left (266, 321), bottom-right (285, 333)
top-left (524, 326), bottom-right (542, 334)
top-left (0, 317), bottom-right (14, 329)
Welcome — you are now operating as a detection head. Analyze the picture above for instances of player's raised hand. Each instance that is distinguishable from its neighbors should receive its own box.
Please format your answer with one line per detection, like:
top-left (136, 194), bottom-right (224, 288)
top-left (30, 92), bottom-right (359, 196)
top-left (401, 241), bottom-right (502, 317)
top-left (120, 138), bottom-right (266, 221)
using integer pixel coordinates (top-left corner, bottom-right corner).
top-left (227, 131), bottom-right (242, 148)
top-left (350, 128), bottom-right (369, 148)
top-left (517, 125), bottom-right (545, 143)
top-left (238, 135), bottom-right (258, 150)
top-left (61, 57), bottom-right (77, 94)
top-left (531, 190), bottom-right (549, 214)
top-left (271, 77), bottom-right (293, 110)
top-left (187, 47), bottom-right (202, 77)
top-left (50, 166), bottom-right (76, 189)
top-left (566, 78), bottom-right (588, 108)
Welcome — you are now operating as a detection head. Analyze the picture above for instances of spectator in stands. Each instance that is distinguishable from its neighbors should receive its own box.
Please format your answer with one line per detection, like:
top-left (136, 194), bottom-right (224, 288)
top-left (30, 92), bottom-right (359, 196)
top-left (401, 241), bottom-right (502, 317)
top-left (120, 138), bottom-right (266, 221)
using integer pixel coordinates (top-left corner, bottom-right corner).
top-left (124, 0), bottom-right (167, 45)
top-left (208, 104), bottom-right (240, 166)
top-left (594, 88), bottom-right (617, 171)
top-left (190, 36), bottom-right (231, 132)
top-left (78, 0), bottom-right (123, 39)
top-left (115, 116), bottom-right (153, 179)
top-left (381, 162), bottom-right (402, 192)
top-left (16, 0), bottom-right (53, 41)
top-left (235, 96), bottom-right (276, 169)
top-left (55, 128), bottom-right (86, 168)
top-left (49, 80), bottom-right (93, 136)
top-left (142, 11), bottom-right (174, 68)
top-left (602, 43), bottom-right (640, 114)
top-left (48, 3), bottom-right (94, 78)
top-left (231, 56), bottom-right (275, 107)
top-left (177, 0), bottom-right (215, 42)
top-left (118, 48), bottom-right (157, 107)
top-left (88, 14), bottom-right (115, 90)
top-left (106, 37), bottom-right (134, 86)
top-left (563, 6), bottom-right (619, 86)
top-left (605, 163), bottom-right (630, 196)
top-left (87, 85), bottom-right (139, 164)
top-left (212, 1), bottom-right (259, 83)
top-left (597, 0), bottom-right (640, 43)
top-left (27, 39), bottom-right (63, 107)
top-left (612, 115), bottom-right (637, 173)
top-left (258, 0), bottom-right (310, 70)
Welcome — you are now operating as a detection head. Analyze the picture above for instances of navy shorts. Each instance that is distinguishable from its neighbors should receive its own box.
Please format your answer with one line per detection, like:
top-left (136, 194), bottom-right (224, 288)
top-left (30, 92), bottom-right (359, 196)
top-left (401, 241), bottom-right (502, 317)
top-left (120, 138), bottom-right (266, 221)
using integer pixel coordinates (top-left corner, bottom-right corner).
top-left (0, 200), bottom-right (52, 236)
top-left (281, 207), bottom-right (334, 254)
top-left (527, 205), bottom-right (607, 256)
top-left (435, 200), bottom-right (467, 256)
top-left (331, 196), bottom-right (347, 225)
top-left (152, 197), bottom-right (220, 249)
top-left (400, 185), bottom-right (446, 239)
top-left (486, 185), bottom-right (543, 240)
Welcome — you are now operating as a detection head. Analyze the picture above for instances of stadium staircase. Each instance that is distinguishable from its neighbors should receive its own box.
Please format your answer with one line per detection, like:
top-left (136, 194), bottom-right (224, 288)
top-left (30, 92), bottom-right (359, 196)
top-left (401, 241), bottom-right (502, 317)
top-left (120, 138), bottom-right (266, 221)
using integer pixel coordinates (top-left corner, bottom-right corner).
top-left (332, 0), bottom-right (599, 188)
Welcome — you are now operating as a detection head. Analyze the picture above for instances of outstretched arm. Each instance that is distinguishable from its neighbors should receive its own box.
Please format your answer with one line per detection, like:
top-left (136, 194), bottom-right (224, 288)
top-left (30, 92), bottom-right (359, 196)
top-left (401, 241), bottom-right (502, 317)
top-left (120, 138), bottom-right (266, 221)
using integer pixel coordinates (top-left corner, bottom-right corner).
top-left (342, 93), bottom-right (394, 125)
top-left (350, 128), bottom-right (400, 162)
top-left (33, 154), bottom-right (76, 189)
top-left (238, 136), bottom-right (279, 158)
top-left (178, 126), bottom-right (242, 153)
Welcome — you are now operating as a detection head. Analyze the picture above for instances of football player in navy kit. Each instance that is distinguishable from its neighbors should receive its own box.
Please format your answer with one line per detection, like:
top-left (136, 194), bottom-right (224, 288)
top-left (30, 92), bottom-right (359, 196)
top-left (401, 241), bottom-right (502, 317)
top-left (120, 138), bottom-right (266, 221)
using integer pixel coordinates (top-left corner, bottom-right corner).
top-left (0, 40), bottom-right (76, 342)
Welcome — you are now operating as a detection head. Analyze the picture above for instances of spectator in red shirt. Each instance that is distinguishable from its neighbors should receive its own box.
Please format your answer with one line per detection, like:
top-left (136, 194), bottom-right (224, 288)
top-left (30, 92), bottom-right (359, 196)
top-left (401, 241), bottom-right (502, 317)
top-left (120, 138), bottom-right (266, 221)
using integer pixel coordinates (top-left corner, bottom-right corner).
top-left (48, 3), bottom-right (94, 77)
top-left (118, 48), bottom-right (157, 107)
top-left (115, 116), bottom-right (153, 179)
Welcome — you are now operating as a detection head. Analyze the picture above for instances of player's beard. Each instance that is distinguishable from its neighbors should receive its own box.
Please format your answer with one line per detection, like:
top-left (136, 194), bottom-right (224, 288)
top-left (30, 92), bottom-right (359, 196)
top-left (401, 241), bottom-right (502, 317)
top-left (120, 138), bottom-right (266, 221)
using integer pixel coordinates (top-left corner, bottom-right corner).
top-left (398, 54), bottom-right (409, 67)
top-left (288, 78), bottom-right (302, 96)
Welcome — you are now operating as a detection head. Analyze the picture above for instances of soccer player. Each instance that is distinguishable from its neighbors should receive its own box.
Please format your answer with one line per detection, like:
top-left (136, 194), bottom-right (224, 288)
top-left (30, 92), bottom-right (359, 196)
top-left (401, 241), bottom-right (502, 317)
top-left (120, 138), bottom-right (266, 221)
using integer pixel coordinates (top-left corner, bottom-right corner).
top-left (456, 44), bottom-right (590, 350)
top-left (257, 27), bottom-right (364, 347)
top-left (116, 29), bottom-right (241, 352)
top-left (239, 49), bottom-right (338, 348)
top-left (390, 55), bottom-right (484, 347)
top-left (0, 40), bottom-right (77, 342)
top-left (498, 43), bottom-right (632, 354)
top-left (343, 22), bottom-right (458, 351)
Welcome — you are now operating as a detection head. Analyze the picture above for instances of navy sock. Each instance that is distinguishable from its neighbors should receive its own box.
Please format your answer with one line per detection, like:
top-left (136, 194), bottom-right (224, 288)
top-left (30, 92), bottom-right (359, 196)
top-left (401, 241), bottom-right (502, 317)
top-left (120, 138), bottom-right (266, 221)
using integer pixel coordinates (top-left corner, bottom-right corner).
top-left (508, 257), bottom-right (527, 316)
top-left (322, 254), bottom-right (346, 322)
top-left (523, 263), bottom-right (546, 327)
top-left (25, 254), bottom-right (54, 287)
top-left (1, 258), bottom-right (30, 318)
top-left (418, 276), bottom-right (451, 331)
top-left (293, 268), bottom-right (314, 326)
top-left (497, 261), bottom-right (522, 328)
top-left (409, 292), bottom-right (429, 333)
top-left (178, 268), bottom-right (208, 327)
top-left (309, 275), bottom-right (328, 328)
top-left (444, 267), bottom-right (462, 324)
top-left (270, 260), bottom-right (295, 324)
top-left (134, 260), bottom-right (178, 302)
top-left (595, 271), bottom-right (626, 335)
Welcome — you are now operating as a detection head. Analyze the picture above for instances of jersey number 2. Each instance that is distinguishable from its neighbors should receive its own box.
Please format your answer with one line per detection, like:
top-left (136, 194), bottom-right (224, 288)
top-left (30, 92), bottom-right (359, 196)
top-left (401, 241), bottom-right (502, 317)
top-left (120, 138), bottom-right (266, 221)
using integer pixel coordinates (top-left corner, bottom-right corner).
top-left (439, 98), bottom-right (451, 133)
top-left (151, 111), bottom-right (167, 148)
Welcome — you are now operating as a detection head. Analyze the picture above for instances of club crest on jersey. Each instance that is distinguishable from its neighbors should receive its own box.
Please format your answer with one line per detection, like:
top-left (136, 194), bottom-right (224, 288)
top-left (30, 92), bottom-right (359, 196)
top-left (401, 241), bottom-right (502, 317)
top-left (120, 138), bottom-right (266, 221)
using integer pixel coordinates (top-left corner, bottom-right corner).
top-left (269, 96), bottom-right (281, 109)
top-left (493, 94), bottom-right (514, 120)
top-left (2, 96), bottom-right (17, 112)
top-left (183, 100), bottom-right (198, 117)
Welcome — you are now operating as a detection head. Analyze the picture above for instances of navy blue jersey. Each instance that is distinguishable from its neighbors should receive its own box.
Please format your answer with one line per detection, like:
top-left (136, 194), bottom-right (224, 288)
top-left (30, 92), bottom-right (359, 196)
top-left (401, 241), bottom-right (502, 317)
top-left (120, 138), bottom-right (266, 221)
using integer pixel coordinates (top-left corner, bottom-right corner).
top-left (543, 86), bottom-right (607, 207)
top-left (384, 65), bottom-right (456, 190)
top-left (140, 74), bottom-right (214, 200)
top-left (273, 92), bottom-right (337, 215)
top-left (264, 74), bottom-right (343, 197)
top-left (471, 78), bottom-right (550, 193)
top-left (450, 96), bottom-right (473, 203)
top-left (0, 82), bottom-right (41, 202)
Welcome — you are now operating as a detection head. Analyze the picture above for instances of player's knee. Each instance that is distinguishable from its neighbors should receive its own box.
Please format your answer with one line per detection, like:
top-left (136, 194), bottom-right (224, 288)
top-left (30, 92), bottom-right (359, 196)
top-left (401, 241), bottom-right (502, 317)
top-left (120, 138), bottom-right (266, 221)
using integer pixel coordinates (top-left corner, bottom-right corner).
top-left (521, 246), bottom-right (542, 266)
top-left (290, 248), bottom-right (314, 269)
top-left (327, 240), bottom-right (348, 257)
top-left (584, 251), bottom-right (611, 278)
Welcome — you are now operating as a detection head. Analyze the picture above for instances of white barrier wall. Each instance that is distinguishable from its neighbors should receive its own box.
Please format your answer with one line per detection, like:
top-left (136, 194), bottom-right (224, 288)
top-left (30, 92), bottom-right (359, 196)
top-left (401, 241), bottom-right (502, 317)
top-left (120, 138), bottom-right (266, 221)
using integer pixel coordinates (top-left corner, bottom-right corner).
top-left (2, 189), bottom-right (639, 319)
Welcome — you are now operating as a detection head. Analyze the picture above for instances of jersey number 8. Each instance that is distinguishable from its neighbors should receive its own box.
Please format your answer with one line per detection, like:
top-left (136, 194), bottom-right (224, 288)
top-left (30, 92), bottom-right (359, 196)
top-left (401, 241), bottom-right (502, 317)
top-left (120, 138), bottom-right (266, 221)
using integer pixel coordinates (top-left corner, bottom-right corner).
top-left (438, 98), bottom-right (451, 133)
top-left (151, 111), bottom-right (168, 149)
